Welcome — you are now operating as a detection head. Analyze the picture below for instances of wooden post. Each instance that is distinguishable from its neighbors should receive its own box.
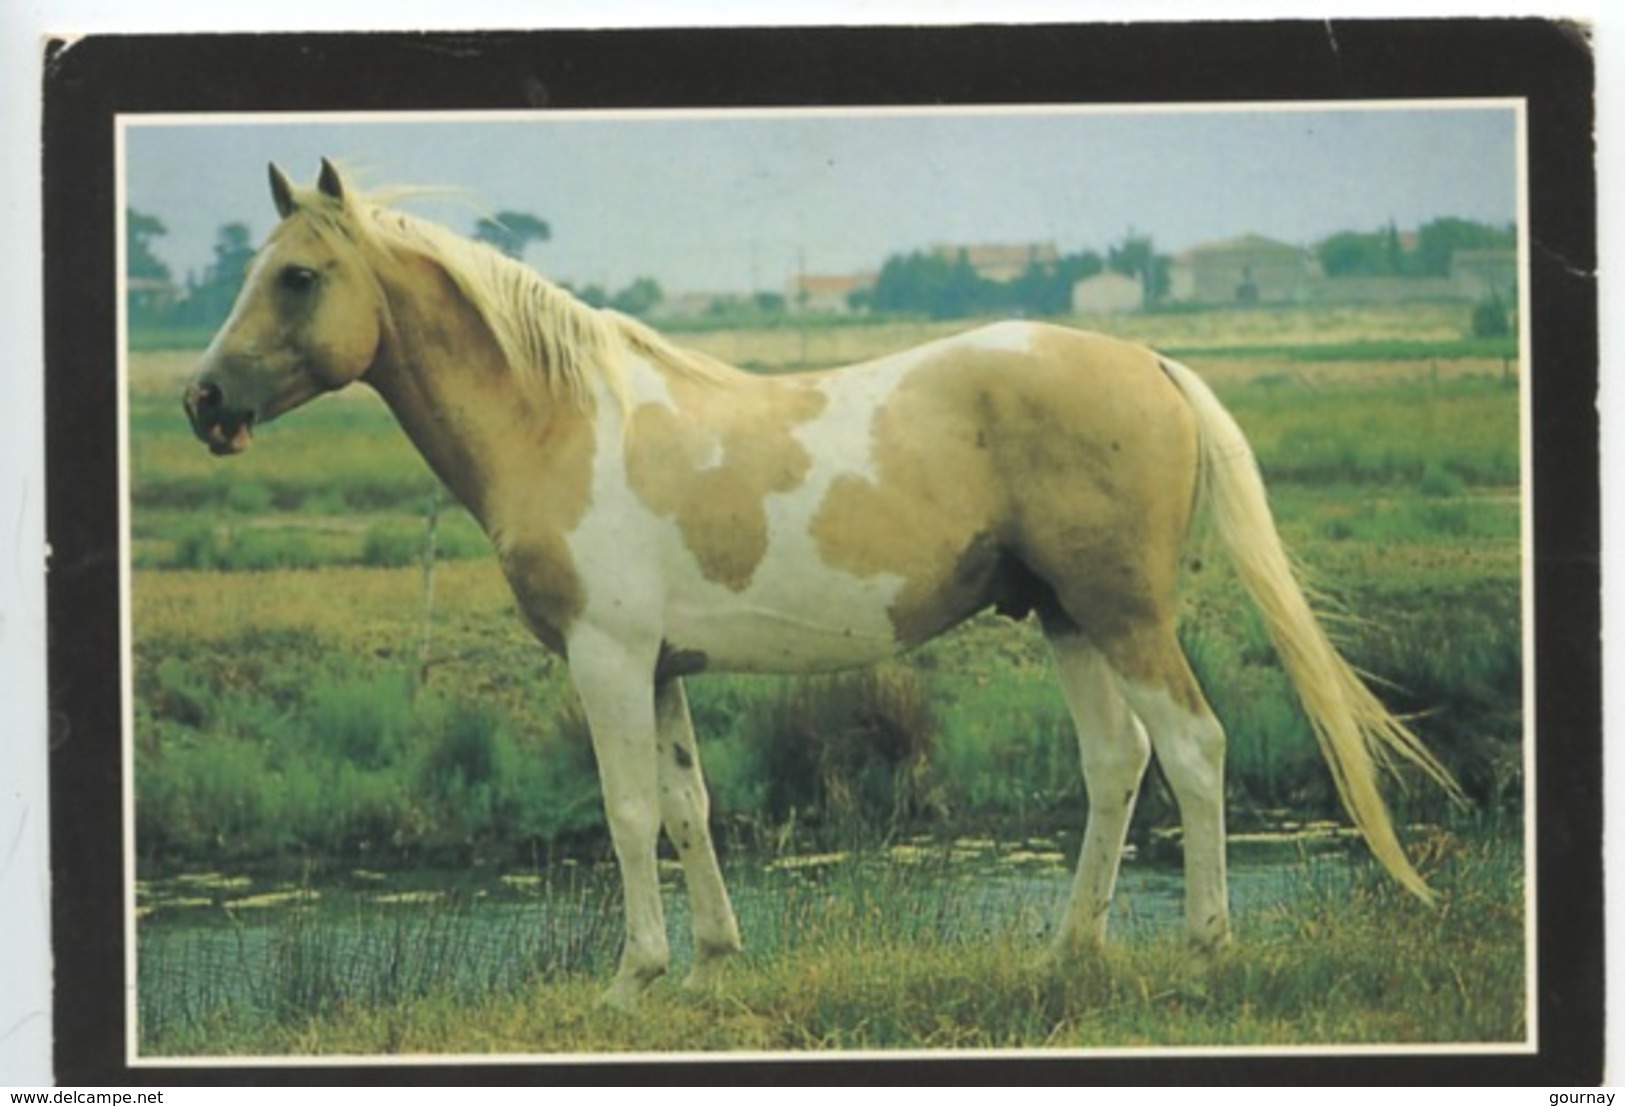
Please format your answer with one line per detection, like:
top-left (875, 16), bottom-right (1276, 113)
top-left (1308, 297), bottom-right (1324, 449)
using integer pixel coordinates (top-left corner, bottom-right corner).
top-left (417, 486), bottom-right (441, 687)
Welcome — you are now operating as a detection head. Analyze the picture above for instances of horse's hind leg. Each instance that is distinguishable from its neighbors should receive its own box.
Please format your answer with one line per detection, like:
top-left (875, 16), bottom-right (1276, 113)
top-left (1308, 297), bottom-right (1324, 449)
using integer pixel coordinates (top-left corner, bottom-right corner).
top-left (1098, 621), bottom-right (1231, 950)
top-left (654, 677), bottom-right (743, 989)
top-left (1045, 630), bottom-right (1151, 959)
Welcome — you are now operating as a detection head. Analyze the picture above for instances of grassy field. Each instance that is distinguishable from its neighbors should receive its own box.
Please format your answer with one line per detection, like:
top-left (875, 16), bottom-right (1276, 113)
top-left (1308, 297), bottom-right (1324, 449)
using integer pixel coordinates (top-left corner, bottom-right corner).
top-left (128, 301), bottom-right (1527, 1055)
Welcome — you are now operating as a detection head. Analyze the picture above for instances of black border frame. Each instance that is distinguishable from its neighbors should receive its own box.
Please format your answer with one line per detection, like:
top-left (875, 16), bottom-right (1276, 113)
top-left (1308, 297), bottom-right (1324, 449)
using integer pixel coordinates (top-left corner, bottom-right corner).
top-left (43, 20), bottom-right (1600, 1084)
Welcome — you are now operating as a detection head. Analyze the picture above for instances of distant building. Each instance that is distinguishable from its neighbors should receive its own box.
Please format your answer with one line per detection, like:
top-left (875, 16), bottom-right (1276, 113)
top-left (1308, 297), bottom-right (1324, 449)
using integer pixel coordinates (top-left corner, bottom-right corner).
top-left (931, 243), bottom-right (1059, 283)
top-left (787, 271), bottom-right (876, 315)
top-left (1168, 234), bottom-right (1312, 306)
top-left (1070, 271), bottom-right (1143, 315)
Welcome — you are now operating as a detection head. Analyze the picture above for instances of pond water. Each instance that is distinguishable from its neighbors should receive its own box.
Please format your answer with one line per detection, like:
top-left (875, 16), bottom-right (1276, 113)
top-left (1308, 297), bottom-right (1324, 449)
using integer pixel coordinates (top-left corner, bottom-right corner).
top-left (135, 830), bottom-right (1362, 1049)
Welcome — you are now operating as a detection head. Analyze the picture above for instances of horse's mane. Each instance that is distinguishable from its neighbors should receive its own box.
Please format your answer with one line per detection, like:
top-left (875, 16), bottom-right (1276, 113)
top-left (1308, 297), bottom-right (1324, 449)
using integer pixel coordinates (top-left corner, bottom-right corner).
top-left (296, 184), bottom-right (738, 411)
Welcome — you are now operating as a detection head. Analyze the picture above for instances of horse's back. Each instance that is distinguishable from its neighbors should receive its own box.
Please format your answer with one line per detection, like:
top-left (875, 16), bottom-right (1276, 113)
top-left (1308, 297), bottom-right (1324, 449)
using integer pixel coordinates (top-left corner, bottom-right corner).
top-left (825, 320), bottom-right (1200, 559)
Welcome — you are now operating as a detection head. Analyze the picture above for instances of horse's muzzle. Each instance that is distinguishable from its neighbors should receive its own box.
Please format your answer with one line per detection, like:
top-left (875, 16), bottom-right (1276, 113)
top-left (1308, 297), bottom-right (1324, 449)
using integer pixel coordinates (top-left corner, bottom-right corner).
top-left (184, 381), bottom-right (255, 456)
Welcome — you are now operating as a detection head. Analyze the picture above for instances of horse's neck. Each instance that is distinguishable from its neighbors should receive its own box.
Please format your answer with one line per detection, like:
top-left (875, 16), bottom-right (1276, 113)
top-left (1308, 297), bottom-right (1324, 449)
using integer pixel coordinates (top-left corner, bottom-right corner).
top-left (364, 266), bottom-right (594, 525)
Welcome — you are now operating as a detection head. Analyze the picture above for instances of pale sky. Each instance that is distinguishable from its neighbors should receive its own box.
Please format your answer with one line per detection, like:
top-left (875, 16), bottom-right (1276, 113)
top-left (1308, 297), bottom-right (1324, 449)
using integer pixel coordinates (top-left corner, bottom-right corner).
top-left (122, 103), bottom-right (1520, 297)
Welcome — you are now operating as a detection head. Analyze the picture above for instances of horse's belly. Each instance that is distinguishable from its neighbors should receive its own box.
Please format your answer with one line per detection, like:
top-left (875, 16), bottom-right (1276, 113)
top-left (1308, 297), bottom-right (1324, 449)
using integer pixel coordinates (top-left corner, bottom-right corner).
top-left (662, 561), bottom-right (908, 674)
top-left (669, 614), bottom-right (900, 674)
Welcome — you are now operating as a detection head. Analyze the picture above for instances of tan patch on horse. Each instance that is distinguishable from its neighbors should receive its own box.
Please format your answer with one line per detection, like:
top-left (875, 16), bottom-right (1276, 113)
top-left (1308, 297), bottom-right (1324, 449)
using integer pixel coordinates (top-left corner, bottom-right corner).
top-left (807, 364), bottom-right (1003, 645)
top-left (490, 411), bottom-right (597, 653)
top-left (811, 326), bottom-right (1201, 678)
top-left (626, 374), bottom-right (827, 591)
top-left (1105, 624), bottom-right (1212, 718)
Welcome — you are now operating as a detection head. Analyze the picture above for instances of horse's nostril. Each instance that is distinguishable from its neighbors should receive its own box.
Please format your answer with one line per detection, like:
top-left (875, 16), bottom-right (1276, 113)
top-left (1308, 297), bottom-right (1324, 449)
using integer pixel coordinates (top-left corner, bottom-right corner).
top-left (184, 381), bottom-right (222, 422)
top-left (183, 380), bottom-right (256, 454)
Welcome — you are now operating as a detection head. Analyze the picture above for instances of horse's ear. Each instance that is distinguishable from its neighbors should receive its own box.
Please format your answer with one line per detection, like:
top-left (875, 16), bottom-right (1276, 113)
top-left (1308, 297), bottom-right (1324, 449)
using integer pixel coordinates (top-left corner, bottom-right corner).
top-left (269, 163), bottom-right (298, 219)
top-left (317, 158), bottom-right (347, 205)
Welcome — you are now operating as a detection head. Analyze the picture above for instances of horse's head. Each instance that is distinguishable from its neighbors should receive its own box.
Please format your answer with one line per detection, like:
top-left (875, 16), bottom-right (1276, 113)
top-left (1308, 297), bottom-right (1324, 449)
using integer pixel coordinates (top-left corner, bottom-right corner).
top-left (184, 159), bottom-right (386, 455)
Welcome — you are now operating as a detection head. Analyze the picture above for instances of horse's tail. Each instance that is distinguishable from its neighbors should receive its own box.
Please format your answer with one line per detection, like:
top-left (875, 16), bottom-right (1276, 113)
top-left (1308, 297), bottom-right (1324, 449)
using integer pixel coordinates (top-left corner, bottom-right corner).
top-left (1158, 355), bottom-right (1464, 902)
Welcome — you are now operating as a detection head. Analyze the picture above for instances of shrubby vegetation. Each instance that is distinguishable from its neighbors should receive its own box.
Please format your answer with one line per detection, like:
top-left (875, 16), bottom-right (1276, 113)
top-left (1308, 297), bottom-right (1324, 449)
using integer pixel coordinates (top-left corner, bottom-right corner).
top-left (134, 583), bottom-right (1520, 869)
top-left (1317, 217), bottom-right (1516, 279)
top-left (134, 633), bottom-right (604, 866)
top-left (860, 244), bottom-right (1134, 319)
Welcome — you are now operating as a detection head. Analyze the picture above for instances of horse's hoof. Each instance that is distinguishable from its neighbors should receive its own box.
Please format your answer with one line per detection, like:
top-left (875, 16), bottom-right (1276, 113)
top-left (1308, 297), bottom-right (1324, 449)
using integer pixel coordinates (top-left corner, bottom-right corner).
top-left (599, 964), bottom-right (664, 1012)
top-left (599, 983), bottom-right (636, 1012)
top-left (683, 958), bottom-right (730, 994)
top-left (1041, 932), bottom-right (1107, 973)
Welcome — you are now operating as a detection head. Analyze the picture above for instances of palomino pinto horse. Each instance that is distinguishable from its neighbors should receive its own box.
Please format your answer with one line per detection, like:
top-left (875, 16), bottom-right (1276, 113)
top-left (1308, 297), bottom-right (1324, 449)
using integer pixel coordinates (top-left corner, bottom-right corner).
top-left (185, 161), bottom-right (1459, 1008)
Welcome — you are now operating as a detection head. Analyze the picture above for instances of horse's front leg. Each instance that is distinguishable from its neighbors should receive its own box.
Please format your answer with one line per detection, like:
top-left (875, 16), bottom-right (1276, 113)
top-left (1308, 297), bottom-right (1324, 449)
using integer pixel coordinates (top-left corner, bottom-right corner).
top-left (568, 626), bottom-right (669, 1009)
top-left (654, 677), bottom-right (742, 989)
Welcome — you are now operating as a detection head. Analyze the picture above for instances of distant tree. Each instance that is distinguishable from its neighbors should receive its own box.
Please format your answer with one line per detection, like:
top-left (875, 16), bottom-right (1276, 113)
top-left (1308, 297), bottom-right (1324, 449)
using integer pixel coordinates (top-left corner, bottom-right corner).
top-left (1318, 229), bottom-right (1393, 278)
top-left (869, 251), bottom-right (955, 316)
top-left (1471, 291), bottom-right (1513, 339)
top-left (610, 277), bottom-right (663, 317)
top-left (1319, 217), bottom-right (1514, 281)
top-left (563, 282), bottom-right (610, 308)
top-left (172, 222), bottom-right (259, 328)
top-left (1005, 249), bottom-right (1105, 316)
top-left (1414, 217), bottom-right (1515, 277)
top-left (213, 222), bottom-right (257, 272)
top-left (474, 211), bottom-right (552, 260)
top-left (1058, 249), bottom-right (1106, 284)
top-left (937, 250), bottom-right (984, 319)
top-left (866, 245), bottom-right (1107, 320)
top-left (1148, 255), bottom-right (1173, 303)
top-left (1009, 260), bottom-right (1058, 316)
top-left (1107, 234), bottom-right (1170, 303)
top-left (1384, 220), bottom-right (1408, 276)
top-left (1107, 233), bottom-right (1153, 281)
top-left (126, 209), bottom-right (175, 328)
top-left (126, 210), bottom-right (172, 282)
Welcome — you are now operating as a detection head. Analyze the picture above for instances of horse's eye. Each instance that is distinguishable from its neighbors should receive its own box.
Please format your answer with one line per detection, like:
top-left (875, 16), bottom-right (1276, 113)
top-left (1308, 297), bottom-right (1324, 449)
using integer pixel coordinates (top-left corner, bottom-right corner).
top-left (278, 265), bottom-right (319, 292)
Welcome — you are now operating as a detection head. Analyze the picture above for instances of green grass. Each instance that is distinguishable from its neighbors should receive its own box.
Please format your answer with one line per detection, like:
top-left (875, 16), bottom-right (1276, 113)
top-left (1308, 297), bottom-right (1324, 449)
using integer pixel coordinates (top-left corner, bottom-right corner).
top-left (1162, 336), bottom-right (1518, 362)
top-left (1225, 375), bottom-right (1521, 487)
top-left (138, 829), bottom-right (1524, 1056)
top-left (133, 642), bottom-right (604, 866)
top-left (132, 509), bottom-right (494, 572)
top-left (129, 325), bottom-right (225, 352)
top-left (128, 386), bottom-right (438, 516)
